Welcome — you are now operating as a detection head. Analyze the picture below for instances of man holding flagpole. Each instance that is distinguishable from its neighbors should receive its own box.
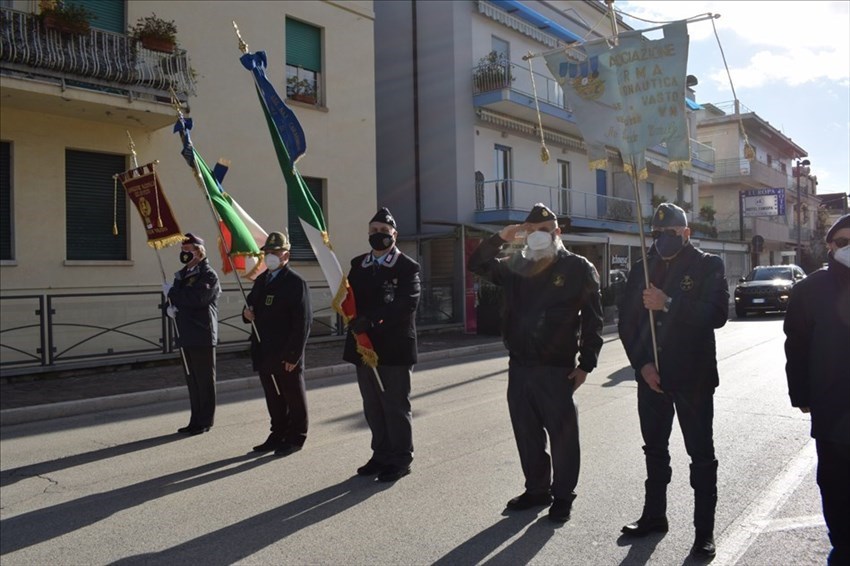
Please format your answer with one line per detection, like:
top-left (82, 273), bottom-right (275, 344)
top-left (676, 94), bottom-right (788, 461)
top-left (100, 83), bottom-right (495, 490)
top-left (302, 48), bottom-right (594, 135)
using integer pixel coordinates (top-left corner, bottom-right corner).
top-left (344, 208), bottom-right (421, 482)
top-left (164, 233), bottom-right (221, 436)
top-left (243, 231), bottom-right (312, 457)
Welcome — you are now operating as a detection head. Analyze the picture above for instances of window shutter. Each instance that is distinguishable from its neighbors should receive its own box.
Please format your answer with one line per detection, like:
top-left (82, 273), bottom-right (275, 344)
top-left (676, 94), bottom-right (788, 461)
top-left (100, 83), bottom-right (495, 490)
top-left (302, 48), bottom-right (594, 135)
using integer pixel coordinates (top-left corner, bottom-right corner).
top-left (0, 141), bottom-right (11, 260)
top-left (288, 177), bottom-right (323, 261)
top-left (67, 0), bottom-right (125, 34)
top-left (66, 150), bottom-right (128, 260)
top-left (286, 18), bottom-right (321, 72)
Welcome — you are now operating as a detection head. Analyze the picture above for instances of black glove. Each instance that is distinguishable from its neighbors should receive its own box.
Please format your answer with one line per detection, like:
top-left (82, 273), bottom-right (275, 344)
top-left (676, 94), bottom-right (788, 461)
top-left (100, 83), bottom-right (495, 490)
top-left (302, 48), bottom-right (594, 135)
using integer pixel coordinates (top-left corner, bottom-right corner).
top-left (349, 316), bottom-right (373, 334)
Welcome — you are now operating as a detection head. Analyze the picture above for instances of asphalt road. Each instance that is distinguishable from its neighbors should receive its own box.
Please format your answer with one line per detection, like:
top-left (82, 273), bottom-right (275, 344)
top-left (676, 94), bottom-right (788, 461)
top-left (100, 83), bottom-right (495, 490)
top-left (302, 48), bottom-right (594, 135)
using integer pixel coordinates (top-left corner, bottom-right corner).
top-left (0, 316), bottom-right (829, 565)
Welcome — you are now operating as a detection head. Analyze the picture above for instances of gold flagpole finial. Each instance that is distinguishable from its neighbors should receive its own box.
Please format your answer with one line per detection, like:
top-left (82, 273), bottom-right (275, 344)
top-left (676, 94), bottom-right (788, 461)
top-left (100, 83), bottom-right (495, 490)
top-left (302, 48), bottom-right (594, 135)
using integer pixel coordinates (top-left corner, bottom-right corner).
top-left (169, 87), bottom-right (185, 119)
top-left (126, 130), bottom-right (137, 160)
top-left (233, 21), bottom-right (248, 54)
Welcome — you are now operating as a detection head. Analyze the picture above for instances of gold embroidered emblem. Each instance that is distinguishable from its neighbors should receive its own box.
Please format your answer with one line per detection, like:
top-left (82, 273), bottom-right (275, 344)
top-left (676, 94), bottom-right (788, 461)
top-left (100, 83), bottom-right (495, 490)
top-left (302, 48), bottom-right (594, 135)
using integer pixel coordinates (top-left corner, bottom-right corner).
top-left (265, 295), bottom-right (274, 306)
top-left (680, 275), bottom-right (694, 291)
top-left (658, 209), bottom-right (665, 221)
top-left (553, 274), bottom-right (565, 287)
top-left (542, 210), bottom-right (549, 217)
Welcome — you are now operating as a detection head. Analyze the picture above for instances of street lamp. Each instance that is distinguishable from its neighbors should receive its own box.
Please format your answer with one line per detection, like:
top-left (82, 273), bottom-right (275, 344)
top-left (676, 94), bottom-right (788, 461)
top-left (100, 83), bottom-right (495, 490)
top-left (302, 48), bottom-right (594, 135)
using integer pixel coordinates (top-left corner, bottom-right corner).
top-left (794, 158), bottom-right (811, 266)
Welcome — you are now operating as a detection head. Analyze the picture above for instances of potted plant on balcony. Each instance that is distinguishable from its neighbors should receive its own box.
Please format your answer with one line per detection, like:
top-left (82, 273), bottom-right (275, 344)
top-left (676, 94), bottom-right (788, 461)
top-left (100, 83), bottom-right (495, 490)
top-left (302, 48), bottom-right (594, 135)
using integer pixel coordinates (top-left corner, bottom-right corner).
top-left (286, 76), bottom-right (317, 104)
top-left (129, 13), bottom-right (178, 53)
top-left (473, 51), bottom-right (513, 92)
top-left (38, 0), bottom-right (93, 36)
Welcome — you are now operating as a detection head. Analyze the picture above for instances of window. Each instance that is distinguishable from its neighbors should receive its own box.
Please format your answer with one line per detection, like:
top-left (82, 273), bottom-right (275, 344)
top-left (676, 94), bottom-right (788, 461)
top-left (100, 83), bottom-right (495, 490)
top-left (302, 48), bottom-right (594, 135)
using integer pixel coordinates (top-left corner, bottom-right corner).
top-left (0, 141), bottom-right (11, 260)
top-left (288, 176), bottom-right (324, 261)
top-left (286, 18), bottom-right (322, 104)
top-left (494, 145), bottom-right (512, 209)
top-left (491, 36), bottom-right (509, 61)
top-left (68, 0), bottom-right (125, 34)
top-left (557, 159), bottom-right (571, 215)
top-left (65, 149), bottom-right (128, 260)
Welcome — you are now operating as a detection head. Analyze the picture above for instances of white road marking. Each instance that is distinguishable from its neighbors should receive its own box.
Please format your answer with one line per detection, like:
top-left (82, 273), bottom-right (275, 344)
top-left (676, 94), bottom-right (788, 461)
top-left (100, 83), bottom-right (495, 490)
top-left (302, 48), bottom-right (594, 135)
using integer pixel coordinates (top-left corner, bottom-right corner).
top-left (757, 514), bottom-right (825, 533)
top-left (713, 440), bottom-right (818, 566)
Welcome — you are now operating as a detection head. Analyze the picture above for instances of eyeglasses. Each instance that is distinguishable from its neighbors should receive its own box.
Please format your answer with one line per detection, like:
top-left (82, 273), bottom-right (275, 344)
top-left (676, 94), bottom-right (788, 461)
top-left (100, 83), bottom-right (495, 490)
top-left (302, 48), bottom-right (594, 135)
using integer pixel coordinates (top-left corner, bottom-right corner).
top-left (651, 229), bottom-right (679, 239)
top-left (833, 237), bottom-right (850, 248)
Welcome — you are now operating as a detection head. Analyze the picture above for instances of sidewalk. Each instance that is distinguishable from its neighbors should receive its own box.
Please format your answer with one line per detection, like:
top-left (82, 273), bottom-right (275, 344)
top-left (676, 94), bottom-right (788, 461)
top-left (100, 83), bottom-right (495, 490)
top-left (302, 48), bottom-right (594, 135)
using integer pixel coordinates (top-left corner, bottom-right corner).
top-left (0, 325), bottom-right (619, 425)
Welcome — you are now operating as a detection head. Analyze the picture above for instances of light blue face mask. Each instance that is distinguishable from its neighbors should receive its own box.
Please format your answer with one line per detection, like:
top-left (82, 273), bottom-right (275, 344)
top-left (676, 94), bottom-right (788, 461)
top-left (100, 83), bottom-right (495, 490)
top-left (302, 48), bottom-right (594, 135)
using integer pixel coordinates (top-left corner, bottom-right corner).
top-left (526, 230), bottom-right (554, 251)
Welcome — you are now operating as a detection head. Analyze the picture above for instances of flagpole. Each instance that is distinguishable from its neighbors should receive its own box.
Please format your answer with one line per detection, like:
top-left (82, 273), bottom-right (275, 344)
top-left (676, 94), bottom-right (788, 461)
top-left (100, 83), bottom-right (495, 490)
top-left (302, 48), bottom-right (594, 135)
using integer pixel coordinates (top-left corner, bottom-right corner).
top-left (122, 132), bottom-right (191, 377)
top-left (629, 155), bottom-right (660, 372)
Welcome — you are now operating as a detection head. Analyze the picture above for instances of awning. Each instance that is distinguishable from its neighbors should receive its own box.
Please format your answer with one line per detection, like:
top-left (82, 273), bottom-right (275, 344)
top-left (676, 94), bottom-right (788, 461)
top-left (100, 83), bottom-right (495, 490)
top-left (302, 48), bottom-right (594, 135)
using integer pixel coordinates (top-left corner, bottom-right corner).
top-left (686, 98), bottom-right (702, 110)
top-left (488, 0), bottom-right (583, 44)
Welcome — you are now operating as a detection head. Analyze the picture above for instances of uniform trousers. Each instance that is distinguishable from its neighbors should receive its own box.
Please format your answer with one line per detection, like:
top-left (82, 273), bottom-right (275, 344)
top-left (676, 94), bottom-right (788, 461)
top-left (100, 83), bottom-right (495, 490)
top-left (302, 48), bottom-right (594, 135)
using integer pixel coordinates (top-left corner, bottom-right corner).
top-left (356, 365), bottom-right (413, 468)
top-left (637, 379), bottom-right (717, 533)
top-left (816, 439), bottom-right (850, 565)
top-left (182, 347), bottom-right (216, 428)
top-left (259, 367), bottom-right (308, 447)
top-left (507, 362), bottom-right (580, 501)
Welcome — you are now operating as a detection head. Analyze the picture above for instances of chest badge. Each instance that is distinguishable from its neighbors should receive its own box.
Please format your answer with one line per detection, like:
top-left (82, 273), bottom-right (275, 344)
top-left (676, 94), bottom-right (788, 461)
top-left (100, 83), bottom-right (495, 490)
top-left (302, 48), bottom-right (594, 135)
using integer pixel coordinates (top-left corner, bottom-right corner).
top-left (553, 274), bottom-right (565, 287)
top-left (680, 275), bottom-right (694, 291)
top-left (265, 295), bottom-right (275, 306)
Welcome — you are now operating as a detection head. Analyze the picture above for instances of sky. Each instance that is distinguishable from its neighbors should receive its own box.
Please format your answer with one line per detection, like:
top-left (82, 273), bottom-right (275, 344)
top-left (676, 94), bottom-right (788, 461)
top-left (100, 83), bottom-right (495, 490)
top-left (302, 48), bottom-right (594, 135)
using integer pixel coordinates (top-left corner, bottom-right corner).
top-left (616, 1), bottom-right (850, 198)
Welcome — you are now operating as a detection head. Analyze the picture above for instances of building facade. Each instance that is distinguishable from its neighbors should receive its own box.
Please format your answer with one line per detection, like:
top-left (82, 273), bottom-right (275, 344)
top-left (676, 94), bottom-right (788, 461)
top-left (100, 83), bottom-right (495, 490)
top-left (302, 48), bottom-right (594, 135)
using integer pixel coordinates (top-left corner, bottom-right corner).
top-left (0, 0), bottom-right (376, 374)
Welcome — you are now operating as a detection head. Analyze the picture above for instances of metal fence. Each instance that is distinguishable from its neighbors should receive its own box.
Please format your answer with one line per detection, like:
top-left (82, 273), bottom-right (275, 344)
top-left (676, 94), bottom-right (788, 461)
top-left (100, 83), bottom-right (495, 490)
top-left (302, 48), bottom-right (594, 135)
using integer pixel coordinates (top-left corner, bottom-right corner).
top-left (1, 279), bottom-right (453, 373)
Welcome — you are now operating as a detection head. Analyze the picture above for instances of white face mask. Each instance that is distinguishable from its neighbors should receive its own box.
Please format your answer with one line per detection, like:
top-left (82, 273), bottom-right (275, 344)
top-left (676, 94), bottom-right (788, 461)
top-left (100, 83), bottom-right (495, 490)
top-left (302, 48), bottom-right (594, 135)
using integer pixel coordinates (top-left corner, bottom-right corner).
top-left (265, 254), bottom-right (281, 271)
top-left (526, 230), bottom-right (554, 251)
top-left (833, 245), bottom-right (850, 268)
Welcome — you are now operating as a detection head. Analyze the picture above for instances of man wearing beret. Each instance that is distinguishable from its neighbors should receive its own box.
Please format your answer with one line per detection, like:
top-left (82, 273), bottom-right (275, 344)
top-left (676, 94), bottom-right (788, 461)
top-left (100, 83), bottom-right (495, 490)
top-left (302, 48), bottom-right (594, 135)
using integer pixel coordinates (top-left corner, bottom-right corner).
top-left (467, 203), bottom-right (604, 523)
top-left (344, 207), bottom-right (421, 482)
top-left (164, 232), bottom-right (221, 435)
top-left (784, 213), bottom-right (850, 566)
top-left (618, 203), bottom-right (728, 558)
top-left (243, 231), bottom-right (313, 457)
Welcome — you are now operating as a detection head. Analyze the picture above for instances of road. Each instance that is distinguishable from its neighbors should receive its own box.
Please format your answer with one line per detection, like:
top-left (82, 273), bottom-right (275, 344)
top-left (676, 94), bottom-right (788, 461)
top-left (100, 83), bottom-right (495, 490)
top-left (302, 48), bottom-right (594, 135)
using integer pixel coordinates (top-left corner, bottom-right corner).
top-left (0, 316), bottom-right (829, 565)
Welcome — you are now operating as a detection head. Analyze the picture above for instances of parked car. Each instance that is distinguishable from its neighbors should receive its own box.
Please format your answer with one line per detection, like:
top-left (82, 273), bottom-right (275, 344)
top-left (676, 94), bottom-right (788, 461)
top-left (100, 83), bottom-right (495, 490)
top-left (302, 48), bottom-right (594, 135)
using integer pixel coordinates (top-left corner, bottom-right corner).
top-left (733, 265), bottom-right (806, 318)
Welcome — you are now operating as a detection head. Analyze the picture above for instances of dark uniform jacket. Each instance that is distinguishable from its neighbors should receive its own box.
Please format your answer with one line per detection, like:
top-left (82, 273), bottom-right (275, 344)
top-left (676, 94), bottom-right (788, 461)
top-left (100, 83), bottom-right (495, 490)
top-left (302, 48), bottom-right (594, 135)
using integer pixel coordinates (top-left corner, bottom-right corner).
top-left (168, 258), bottom-right (220, 348)
top-left (468, 234), bottom-right (604, 371)
top-left (618, 243), bottom-right (728, 390)
top-left (343, 247), bottom-right (421, 366)
top-left (244, 265), bottom-right (312, 374)
top-left (784, 256), bottom-right (850, 444)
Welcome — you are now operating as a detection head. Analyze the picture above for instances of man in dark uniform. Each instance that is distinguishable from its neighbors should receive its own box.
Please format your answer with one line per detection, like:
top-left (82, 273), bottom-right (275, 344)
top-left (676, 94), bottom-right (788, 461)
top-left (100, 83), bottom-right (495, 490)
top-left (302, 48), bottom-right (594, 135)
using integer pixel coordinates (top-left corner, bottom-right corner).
top-left (618, 203), bottom-right (728, 558)
top-left (344, 207), bottom-right (421, 482)
top-left (243, 231), bottom-right (312, 457)
top-left (467, 203), bottom-right (604, 523)
top-left (164, 232), bottom-right (221, 435)
top-left (784, 214), bottom-right (850, 566)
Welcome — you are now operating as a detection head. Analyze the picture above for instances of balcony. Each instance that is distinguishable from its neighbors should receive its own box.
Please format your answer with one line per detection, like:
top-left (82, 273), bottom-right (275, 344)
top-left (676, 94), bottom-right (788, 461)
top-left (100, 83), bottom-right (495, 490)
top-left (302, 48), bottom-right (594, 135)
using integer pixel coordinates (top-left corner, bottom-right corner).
top-left (473, 178), bottom-right (654, 233)
top-left (0, 7), bottom-right (195, 130)
top-left (708, 157), bottom-right (790, 190)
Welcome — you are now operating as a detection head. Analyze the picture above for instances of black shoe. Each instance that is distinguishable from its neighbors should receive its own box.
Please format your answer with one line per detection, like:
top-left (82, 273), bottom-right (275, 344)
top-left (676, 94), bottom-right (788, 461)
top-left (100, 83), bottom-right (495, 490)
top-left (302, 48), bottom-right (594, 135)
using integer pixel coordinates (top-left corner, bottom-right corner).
top-left (377, 466), bottom-right (411, 482)
top-left (274, 443), bottom-right (303, 457)
top-left (253, 435), bottom-right (283, 453)
top-left (357, 460), bottom-right (386, 476)
top-left (691, 532), bottom-right (716, 558)
top-left (177, 425), bottom-right (196, 434)
top-left (548, 498), bottom-right (572, 523)
top-left (505, 491), bottom-right (553, 511)
top-left (621, 516), bottom-right (669, 537)
top-left (186, 426), bottom-right (210, 436)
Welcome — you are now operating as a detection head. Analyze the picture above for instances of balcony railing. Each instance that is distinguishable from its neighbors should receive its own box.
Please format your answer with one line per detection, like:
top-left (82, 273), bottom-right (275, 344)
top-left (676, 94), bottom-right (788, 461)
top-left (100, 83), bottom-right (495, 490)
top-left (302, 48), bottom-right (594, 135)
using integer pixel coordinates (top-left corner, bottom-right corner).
top-left (473, 60), bottom-right (569, 111)
top-left (711, 157), bottom-right (789, 189)
top-left (0, 7), bottom-right (195, 101)
top-left (475, 179), bottom-right (654, 223)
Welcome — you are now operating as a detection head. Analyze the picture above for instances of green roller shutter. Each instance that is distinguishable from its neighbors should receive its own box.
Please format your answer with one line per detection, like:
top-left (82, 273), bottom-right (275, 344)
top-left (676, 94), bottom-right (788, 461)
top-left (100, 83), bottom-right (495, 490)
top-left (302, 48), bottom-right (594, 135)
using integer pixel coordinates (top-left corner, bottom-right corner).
top-left (288, 177), bottom-right (323, 261)
top-left (66, 149), bottom-right (128, 260)
top-left (286, 18), bottom-right (321, 72)
top-left (67, 0), bottom-right (125, 34)
top-left (0, 141), bottom-right (11, 260)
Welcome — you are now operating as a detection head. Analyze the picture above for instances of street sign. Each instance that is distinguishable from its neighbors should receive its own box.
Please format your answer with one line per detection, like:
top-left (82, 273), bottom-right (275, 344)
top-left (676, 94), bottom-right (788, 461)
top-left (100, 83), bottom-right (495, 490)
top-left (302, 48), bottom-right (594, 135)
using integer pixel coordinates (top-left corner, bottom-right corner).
top-left (741, 188), bottom-right (786, 217)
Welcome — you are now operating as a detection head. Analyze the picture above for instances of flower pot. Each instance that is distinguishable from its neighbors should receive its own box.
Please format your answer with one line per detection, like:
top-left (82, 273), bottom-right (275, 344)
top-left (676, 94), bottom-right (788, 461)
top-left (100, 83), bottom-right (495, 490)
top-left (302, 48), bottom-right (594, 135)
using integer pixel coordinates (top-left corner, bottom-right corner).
top-left (42, 13), bottom-right (90, 35)
top-left (290, 93), bottom-right (316, 104)
top-left (140, 35), bottom-right (175, 53)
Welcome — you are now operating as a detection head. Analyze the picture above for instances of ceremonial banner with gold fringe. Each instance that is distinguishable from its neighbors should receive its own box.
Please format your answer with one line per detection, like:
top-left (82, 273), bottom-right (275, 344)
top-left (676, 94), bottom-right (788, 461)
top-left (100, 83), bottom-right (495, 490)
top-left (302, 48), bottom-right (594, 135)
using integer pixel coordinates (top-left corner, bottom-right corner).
top-left (544, 21), bottom-right (691, 179)
top-left (240, 49), bottom-right (378, 368)
top-left (118, 162), bottom-right (184, 249)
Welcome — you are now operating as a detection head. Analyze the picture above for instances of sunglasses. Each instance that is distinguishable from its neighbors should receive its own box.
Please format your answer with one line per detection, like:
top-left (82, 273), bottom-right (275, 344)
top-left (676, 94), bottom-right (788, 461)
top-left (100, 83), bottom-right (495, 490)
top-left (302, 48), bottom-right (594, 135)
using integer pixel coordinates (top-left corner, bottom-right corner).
top-left (651, 229), bottom-right (680, 239)
top-left (833, 237), bottom-right (850, 248)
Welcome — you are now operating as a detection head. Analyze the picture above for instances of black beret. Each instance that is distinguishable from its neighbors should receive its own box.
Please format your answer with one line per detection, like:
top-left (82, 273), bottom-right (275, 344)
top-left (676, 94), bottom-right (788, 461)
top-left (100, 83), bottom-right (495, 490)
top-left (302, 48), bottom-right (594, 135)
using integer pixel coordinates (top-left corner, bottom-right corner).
top-left (183, 232), bottom-right (205, 246)
top-left (826, 213), bottom-right (850, 242)
top-left (651, 203), bottom-right (688, 228)
top-left (525, 203), bottom-right (557, 224)
top-left (370, 207), bottom-right (397, 229)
